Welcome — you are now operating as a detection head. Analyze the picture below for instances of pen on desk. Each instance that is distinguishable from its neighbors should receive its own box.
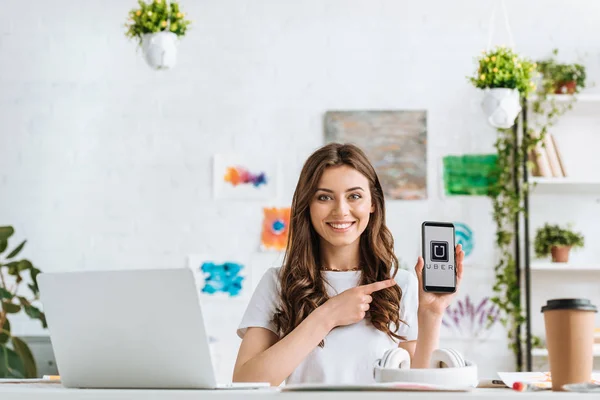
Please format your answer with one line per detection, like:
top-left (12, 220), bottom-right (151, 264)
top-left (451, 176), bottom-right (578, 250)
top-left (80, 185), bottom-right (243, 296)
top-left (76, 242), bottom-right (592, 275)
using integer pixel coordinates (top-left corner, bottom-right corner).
top-left (42, 375), bottom-right (61, 381)
top-left (476, 379), bottom-right (508, 388)
top-left (512, 382), bottom-right (548, 392)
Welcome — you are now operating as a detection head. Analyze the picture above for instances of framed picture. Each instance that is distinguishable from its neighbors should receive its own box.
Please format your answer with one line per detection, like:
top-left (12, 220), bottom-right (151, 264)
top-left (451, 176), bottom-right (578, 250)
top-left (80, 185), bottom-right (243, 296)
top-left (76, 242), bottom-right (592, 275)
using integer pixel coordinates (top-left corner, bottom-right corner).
top-left (324, 110), bottom-right (427, 200)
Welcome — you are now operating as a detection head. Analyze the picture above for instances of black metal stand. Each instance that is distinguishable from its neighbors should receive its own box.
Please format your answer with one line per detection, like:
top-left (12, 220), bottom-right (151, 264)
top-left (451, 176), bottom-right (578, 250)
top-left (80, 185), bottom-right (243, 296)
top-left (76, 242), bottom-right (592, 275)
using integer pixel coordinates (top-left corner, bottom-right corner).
top-left (521, 99), bottom-right (533, 372)
top-left (512, 120), bottom-right (523, 372)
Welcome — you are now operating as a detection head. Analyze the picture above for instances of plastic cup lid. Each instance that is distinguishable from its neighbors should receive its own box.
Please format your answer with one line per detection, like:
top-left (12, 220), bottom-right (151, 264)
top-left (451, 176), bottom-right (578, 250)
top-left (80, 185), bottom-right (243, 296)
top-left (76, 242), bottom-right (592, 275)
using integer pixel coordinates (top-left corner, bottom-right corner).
top-left (541, 298), bottom-right (598, 313)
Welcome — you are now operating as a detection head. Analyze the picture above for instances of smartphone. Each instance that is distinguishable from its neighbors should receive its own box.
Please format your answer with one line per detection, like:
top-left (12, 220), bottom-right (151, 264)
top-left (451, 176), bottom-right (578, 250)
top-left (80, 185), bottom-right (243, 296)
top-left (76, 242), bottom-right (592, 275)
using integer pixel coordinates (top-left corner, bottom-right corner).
top-left (421, 221), bottom-right (457, 293)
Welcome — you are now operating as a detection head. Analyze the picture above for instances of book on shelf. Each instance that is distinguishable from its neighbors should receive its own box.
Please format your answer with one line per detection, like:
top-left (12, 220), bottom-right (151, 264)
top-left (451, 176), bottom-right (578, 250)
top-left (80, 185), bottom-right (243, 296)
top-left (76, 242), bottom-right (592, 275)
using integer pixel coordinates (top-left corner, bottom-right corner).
top-left (529, 133), bottom-right (567, 178)
top-left (550, 133), bottom-right (567, 177)
top-left (543, 134), bottom-right (564, 177)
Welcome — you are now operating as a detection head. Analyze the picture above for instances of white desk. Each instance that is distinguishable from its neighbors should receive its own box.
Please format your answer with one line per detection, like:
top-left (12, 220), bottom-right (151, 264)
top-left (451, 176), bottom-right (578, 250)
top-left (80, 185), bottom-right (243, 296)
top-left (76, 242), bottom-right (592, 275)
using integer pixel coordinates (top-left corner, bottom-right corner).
top-left (0, 386), bottom-right (599, 400)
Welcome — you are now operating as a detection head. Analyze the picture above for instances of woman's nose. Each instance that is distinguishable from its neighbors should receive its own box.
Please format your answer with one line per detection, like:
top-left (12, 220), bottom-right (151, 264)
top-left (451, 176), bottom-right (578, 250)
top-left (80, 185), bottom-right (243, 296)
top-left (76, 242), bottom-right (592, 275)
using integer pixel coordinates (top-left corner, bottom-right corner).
top-left (333, 199), bottom-right (350, 215)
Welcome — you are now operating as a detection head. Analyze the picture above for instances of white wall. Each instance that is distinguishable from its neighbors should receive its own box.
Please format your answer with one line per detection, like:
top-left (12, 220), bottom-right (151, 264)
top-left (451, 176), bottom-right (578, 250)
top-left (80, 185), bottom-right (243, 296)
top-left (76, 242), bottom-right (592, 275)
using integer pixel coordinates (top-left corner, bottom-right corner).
top-left (2, 0), bottom-right (600, 382)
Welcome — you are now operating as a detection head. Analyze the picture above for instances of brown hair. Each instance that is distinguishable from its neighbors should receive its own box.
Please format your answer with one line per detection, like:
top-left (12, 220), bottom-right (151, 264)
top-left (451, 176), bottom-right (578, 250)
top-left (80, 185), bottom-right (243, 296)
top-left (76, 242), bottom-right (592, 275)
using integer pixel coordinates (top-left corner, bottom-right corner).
top-left (272, 142), bottom-right (406, 346)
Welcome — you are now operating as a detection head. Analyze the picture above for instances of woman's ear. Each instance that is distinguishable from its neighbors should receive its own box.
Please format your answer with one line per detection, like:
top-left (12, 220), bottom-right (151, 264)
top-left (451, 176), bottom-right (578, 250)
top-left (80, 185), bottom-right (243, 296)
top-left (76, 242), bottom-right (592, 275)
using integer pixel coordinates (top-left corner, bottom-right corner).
top-left (370, 203), bottom-right (375, 213)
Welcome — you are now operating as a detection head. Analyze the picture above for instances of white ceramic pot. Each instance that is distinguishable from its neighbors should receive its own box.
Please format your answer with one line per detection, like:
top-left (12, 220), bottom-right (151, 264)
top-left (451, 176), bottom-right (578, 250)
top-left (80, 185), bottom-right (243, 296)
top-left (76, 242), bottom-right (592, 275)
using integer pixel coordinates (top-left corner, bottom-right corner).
top-left (141, 31), bottom-right (178, 70)
top-left (481, 88), bottom-right (522, 129)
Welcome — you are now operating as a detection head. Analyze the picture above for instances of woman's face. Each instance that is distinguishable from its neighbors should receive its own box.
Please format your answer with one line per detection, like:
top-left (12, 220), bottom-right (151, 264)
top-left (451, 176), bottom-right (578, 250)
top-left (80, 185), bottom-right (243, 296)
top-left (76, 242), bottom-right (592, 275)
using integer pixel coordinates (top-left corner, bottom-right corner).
top-left (309, 165), bottom-right (375, 248)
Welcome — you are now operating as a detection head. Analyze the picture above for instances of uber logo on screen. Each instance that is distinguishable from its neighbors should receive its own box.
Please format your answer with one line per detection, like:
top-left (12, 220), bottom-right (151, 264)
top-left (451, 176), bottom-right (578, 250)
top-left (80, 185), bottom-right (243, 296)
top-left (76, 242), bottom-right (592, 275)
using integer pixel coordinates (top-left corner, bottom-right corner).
top-left (430, 241), bottom-right (449, 262)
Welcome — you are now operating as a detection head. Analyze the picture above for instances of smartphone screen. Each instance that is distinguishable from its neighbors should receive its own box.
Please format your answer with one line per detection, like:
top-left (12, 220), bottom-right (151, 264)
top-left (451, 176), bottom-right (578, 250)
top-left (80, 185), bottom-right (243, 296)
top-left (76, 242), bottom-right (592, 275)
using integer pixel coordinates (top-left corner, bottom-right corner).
top-left (422, 221), bottom-right (456, 293)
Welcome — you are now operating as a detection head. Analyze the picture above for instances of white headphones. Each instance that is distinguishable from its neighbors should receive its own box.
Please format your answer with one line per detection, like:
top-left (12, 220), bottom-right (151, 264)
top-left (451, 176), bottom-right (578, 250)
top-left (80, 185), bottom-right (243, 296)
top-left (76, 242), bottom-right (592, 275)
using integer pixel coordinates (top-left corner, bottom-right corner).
top-left (377, 347), bottom-right (466, 369)
top-left (374, 348), bottom-right (477, 388)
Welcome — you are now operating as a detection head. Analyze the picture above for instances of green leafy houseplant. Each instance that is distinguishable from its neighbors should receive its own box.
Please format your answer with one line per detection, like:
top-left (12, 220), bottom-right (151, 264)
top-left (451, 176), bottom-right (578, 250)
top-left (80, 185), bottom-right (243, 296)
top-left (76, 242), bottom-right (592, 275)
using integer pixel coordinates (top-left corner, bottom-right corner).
top-left (469, 46), bottom-right (537, 95)
top-left (534, 223), bottom-right (584, 261)
top-left (529, 49), bottom-right (586, 165)
top-left (536, 49), bottom-right (586, 95)
top-left (125, 0), bottom-right (191, 45)
top-left (0, 226), bottom-right (46, 378)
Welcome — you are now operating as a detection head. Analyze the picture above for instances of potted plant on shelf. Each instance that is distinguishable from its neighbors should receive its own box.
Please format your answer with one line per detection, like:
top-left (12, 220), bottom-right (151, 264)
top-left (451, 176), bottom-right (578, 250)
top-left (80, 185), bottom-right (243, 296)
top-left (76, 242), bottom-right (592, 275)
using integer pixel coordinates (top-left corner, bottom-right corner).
top-left (536, 49), bottom-right (586, 95)
top-left (468, 46), bottom-right (537, 129)
top-left (124, 0), bottom-right (192, 70)
top-left (534, 223), bottom-right (585, 263)
top-left (0, 226), bottom-right (47, 378)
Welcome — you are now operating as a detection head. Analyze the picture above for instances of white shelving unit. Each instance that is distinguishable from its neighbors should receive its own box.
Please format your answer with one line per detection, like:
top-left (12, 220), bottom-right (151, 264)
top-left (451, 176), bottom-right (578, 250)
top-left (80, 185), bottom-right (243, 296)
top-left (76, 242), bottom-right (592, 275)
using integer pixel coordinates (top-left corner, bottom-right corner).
top-left (523, 91), bottom-right (600, 371)
top-left (528, 93), bottom-right (600, 103)
top-left (532, 344), bottom-right (600, 358)
top-left (529, 177), bottom-right (600, 194)
top-left (530, 262), bottom-right (600, 271)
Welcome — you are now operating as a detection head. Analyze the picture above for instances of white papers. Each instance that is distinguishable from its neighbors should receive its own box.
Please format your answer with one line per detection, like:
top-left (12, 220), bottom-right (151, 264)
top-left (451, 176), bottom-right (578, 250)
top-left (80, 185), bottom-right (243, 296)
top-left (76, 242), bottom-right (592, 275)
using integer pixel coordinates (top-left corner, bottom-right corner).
top-left (497, 371), bottom-right (600, 390)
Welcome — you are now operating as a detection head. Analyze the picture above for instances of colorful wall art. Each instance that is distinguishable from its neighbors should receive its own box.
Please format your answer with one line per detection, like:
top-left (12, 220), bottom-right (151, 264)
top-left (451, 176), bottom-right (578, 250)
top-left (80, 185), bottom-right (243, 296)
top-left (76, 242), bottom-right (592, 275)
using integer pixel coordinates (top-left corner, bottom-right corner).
top-left (260, 207), bottom-right (291, 251)
top-left (442, 154), bottom-right (498, 196)
top-left (187, 255), bottom-right (249, 299)
top-left (454, 222), bottom-right (474, 258)
top-left (324, 110), bottom-right (428, 200)
top-left (213, 154), bottom-right (278, 200)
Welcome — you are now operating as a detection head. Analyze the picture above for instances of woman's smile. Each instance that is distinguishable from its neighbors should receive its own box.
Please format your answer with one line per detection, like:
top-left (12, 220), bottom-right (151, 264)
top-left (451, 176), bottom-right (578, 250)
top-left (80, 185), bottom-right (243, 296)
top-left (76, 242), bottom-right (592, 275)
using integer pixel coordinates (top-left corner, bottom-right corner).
top-left (326, 221), bottom-right (356, 233)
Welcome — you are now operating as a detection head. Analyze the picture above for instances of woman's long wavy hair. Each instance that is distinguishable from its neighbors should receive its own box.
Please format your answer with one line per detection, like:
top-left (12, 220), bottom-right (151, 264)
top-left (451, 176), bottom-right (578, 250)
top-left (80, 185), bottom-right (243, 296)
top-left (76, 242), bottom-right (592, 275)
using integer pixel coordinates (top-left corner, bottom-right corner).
top-left (272, 143), bottom-right (406, 346)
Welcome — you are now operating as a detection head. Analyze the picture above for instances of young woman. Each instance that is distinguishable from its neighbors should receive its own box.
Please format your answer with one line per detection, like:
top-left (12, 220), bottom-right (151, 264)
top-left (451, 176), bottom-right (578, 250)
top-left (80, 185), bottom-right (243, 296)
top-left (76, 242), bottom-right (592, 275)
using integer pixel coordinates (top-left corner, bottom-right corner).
top-left (233, 143), bottom-right (464, 386)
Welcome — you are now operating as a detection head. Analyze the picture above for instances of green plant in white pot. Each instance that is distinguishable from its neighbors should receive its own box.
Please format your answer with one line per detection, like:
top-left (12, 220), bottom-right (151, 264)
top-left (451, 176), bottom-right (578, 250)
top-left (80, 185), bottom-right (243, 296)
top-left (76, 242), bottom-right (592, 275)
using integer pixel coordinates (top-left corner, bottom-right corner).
top-left (534, 223), bottom-right (584, 263)
top-left (125, 0), bottom-right (192, 70)
top-left (468, 46), bottom-right (537, 129)
top-left (0, 226), bottom-right (46, 378)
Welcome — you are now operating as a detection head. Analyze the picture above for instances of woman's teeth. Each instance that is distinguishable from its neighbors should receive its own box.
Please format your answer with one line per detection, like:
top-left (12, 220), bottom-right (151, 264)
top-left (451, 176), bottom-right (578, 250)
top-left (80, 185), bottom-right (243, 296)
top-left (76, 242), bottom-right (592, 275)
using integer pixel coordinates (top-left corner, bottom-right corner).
top-left (328, 222), bottom-right (354, 229)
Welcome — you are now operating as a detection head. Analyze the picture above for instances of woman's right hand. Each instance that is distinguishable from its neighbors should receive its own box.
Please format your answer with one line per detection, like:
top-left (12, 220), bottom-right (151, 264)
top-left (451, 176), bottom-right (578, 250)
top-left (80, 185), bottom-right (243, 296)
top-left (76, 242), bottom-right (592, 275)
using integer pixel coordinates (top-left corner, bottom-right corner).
top-left (321, 279), bottom-right (396, 328)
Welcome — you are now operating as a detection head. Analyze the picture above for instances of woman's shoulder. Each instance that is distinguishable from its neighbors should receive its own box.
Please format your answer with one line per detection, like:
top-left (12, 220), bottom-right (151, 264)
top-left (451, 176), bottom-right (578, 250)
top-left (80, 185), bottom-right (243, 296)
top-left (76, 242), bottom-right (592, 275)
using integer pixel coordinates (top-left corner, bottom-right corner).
top-left (255, 266), bottom-right (282, 291)
top-left (394, 268), bottom-right (418, 291)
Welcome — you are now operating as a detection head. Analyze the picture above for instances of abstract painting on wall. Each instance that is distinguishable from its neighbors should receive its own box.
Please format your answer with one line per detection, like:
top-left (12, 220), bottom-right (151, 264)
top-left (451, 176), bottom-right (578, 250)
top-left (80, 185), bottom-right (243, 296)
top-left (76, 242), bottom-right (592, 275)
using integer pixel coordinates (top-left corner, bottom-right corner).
top-left (442, 154), bottom-right (499, 196)
top-left (187, 255), bottom-right (249, 299)
top-left (324, 110), bottom-right (427, 200)
top-left (213, 154), bottom-right (278, 200)
top-left (260, 207), bottom-right (291, 252)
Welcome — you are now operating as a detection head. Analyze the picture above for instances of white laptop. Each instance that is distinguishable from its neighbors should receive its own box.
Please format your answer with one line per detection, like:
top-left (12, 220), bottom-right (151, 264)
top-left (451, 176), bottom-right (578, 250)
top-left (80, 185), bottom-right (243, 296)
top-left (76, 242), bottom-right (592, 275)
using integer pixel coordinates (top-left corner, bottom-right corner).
top-left (38, 268), bottom-right (270, 390)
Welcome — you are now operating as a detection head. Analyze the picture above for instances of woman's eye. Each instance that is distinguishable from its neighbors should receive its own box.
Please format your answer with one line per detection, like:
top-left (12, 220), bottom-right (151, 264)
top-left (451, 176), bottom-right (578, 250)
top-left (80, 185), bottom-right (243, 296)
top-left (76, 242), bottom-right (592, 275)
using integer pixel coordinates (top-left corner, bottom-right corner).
top-left (318, 194), bottom-right (332, 201)
top-left (349, 193), bottom-right (362, 200)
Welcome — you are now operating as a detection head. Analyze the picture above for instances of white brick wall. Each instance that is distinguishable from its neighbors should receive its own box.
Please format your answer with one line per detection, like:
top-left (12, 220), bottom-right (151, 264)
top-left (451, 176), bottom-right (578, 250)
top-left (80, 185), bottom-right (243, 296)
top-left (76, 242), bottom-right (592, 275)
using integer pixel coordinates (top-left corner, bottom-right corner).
top-left (2, 0), bottom-right (600, 382)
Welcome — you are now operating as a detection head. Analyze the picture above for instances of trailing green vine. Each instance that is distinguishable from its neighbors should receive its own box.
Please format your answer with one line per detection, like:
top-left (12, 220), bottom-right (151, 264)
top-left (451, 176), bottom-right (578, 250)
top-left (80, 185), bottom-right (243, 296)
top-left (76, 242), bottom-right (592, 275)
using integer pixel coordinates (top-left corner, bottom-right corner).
top-left (470, 48), bottom-right (586, 370)
top-left (488, 125), bottom-right (526, 363)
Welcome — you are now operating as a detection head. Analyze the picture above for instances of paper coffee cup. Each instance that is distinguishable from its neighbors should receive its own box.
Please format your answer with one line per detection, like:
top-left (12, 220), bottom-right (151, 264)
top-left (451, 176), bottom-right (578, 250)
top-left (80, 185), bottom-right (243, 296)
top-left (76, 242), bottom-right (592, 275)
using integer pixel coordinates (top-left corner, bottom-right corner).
top-left (541, 298), bottom-right (598, 391)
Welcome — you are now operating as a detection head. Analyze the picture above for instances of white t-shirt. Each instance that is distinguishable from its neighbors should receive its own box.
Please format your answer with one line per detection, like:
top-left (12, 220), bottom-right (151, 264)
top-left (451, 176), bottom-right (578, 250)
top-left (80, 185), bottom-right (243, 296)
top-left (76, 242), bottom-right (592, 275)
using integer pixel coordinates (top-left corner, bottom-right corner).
top-left (237, 267), bottom-right (419, 385)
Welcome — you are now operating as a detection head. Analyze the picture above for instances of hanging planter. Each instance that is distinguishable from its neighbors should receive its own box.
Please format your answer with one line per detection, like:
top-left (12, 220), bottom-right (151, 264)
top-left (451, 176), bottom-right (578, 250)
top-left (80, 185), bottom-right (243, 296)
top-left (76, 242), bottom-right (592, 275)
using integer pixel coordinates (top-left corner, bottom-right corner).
top-left (481, 87), bottom-right (522, 129)
top-left (468, 46), bottom-right (537, 129)
top-left (125, 0), bottom-right (192, 70)
top-left (141, 31), bottom-right (178, 69)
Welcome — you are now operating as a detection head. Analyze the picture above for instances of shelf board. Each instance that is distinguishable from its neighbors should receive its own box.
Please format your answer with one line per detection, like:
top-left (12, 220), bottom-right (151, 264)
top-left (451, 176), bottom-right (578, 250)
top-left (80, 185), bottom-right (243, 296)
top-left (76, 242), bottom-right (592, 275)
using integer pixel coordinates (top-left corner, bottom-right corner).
top-left (528, 177), bottom-right (600, 193)
top-left (530, 262), bottom-right (600, 271)
top-left (532, 344), bottom-right (600, 357)
top-left (528, 93), bottom-right (600, 103)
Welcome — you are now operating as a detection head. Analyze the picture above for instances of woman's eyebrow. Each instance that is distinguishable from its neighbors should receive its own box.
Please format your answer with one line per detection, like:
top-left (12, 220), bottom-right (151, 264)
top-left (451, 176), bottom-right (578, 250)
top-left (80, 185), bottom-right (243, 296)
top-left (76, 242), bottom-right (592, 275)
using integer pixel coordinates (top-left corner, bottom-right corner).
top-left (316, 187), bottom-right (364, 193)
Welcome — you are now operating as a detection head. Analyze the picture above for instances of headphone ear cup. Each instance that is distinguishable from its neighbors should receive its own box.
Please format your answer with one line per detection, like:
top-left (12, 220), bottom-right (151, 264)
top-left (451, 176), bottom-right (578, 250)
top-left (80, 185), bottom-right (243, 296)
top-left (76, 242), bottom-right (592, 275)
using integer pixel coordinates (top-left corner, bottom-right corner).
top-left (381, 348), bottom-right (411, 369)
top-left (380, 349), bottom-right (394, 368)
top-left (447, 348), bottom-right (466, 368)
top-left (431, 348), bottom-right (465, 368)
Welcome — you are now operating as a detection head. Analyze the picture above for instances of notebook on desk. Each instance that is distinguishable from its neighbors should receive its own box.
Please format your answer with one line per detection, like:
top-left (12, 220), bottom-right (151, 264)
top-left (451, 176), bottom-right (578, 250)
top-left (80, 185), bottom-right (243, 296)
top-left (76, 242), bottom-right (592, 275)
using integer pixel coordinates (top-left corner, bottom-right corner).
top-left (38, 268), bottom-right (270, 390)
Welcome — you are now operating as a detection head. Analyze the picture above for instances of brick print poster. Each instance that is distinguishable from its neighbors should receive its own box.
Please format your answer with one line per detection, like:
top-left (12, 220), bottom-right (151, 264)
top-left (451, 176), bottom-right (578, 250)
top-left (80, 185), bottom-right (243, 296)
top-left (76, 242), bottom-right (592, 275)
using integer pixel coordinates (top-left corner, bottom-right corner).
top-left (324, 110), bottom-right (427, 200)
